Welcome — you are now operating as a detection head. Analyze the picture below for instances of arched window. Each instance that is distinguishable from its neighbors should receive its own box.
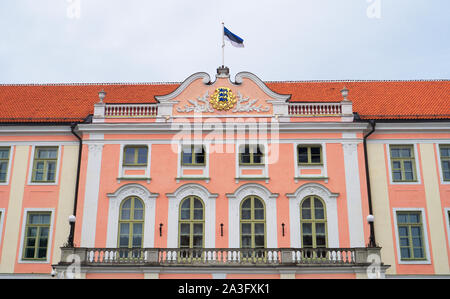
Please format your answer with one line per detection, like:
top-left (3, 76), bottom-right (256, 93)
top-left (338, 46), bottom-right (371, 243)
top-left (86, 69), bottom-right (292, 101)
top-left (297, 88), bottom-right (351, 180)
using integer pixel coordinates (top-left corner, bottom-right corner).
top-left (179, 196), bottom-right (204, 253)
top-left (300, 196), bottom-right (327, 249)
top-left (240, 196), bottom-right (266, 259)
top-left (118, 196), bottom-right (144, 248)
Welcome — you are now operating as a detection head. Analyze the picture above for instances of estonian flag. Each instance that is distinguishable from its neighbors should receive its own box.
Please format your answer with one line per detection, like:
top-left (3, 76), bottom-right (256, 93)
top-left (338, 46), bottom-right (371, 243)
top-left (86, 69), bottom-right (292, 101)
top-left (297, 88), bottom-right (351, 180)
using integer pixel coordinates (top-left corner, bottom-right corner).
top-left (224, 26), bottom-right (244, 48)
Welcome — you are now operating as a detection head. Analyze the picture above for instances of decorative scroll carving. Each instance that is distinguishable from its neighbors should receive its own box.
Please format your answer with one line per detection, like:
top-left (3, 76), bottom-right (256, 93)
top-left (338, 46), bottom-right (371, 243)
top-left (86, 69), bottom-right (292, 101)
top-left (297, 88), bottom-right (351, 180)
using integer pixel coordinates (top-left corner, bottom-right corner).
top-left (232, 92), bottom-right (270, 113)
top-left (176, 91), bottom-right (214, 113)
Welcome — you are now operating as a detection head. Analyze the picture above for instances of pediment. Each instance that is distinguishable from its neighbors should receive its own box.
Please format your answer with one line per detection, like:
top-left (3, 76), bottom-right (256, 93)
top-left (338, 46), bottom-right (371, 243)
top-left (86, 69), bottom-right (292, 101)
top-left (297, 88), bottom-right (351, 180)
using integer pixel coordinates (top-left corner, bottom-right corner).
top-left (155, 68), bottom-right (291, 117)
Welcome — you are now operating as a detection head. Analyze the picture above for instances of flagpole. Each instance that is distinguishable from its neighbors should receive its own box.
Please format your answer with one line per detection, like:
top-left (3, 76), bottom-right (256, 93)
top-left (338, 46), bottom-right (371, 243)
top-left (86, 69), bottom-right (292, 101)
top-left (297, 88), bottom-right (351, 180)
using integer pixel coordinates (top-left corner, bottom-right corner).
top-left (221, 22), bottom-right (225, 67)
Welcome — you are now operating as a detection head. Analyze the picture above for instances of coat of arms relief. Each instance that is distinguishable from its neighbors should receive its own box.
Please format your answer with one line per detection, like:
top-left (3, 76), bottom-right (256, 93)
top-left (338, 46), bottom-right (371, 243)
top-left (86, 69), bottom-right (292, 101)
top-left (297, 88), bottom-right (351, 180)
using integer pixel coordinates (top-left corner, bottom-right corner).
top-left (176, 88), bottom-right (270, 113)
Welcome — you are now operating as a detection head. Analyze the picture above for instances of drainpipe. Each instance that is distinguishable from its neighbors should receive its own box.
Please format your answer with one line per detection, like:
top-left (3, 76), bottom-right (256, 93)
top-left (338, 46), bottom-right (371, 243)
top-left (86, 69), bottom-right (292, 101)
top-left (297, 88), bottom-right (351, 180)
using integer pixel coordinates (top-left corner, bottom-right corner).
top-left (68, 123), bottom-right (83, 247)
top-left (363, 119), bottom-right (377, 247)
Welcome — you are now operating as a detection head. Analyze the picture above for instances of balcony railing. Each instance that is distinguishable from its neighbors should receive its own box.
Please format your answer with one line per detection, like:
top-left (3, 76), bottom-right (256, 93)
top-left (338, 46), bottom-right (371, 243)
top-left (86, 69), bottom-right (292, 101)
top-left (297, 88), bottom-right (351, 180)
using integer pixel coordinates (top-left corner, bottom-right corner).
top-left (288, 103), bottom-right (342, 116)
top-left (104, 104), bottom-right (158, 118)
top-left (59, 247), bottom-right (380, 267)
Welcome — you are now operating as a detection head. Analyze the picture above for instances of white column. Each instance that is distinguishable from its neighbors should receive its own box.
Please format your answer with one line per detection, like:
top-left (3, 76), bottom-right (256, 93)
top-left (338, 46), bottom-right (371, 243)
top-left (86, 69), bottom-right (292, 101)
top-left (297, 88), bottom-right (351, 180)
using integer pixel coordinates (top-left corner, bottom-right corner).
top-left (342, 142), bottom-right (365, 247)
top-left (80, 143), bottom-right (103, 247)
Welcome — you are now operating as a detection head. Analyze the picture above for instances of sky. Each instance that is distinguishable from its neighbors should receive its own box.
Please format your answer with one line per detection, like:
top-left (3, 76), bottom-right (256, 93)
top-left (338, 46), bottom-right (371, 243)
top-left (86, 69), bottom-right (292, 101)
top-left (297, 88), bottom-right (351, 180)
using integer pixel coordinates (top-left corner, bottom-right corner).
top-left (0, 0), bottom-right (449, 84)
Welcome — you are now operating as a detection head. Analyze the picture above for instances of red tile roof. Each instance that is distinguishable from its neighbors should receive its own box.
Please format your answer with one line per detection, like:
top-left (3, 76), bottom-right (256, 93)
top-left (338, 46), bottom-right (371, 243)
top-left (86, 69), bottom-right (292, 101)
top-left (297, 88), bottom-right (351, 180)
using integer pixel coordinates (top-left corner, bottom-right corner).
top-left (0, 80), bottom-right (448, 122)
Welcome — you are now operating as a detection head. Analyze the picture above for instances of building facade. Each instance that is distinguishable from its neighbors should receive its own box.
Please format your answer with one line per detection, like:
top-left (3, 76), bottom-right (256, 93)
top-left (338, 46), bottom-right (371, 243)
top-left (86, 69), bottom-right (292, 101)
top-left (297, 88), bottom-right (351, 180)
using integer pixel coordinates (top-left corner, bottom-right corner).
top-left (0, 67), bottom-right (448, 278)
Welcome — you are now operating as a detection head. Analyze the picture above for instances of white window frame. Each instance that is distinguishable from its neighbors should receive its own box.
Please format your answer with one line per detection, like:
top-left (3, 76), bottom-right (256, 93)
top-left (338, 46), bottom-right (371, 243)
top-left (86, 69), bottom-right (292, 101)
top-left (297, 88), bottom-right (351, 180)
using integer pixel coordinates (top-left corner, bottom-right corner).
top-left (436, 143), bottom-right (450, 184)
top-left (392, 208), bottom-right (431, 264)
top-left (0, 146), bottom-right (13, 186)
top-left (118, 143), bottom-right (152, 182)
top-left (235, 142), bottom-right (269, 183)
top-left (293, 142), bottom-right (328, 183)
top-left (386, 144), bottom-right (421, 185)
top-left (27, 145), bottom-right (61, 185)
top-left (18, 208), bottom-right (55, 264)
top-left (177, 142), bottom-right (210, 182)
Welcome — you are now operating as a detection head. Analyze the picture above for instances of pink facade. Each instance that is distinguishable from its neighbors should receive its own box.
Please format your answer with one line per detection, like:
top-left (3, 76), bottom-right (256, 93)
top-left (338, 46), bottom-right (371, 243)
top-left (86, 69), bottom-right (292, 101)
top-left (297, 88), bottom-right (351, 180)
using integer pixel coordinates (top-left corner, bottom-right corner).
top-left (0, 67), bottom-right (449, 279)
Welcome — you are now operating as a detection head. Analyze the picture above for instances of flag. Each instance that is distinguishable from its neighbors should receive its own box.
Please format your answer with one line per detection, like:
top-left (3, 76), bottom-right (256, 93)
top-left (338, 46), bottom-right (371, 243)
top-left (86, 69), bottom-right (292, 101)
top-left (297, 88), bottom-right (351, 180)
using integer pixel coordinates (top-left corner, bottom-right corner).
top-left (224, 26), bottom-right (244, 48)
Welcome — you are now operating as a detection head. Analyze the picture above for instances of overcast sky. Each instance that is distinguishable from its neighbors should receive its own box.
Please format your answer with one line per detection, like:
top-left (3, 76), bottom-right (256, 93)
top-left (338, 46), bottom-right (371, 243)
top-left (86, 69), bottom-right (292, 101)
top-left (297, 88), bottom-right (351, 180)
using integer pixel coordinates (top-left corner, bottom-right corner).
top-left (0, 0), bottom-right (449, 84)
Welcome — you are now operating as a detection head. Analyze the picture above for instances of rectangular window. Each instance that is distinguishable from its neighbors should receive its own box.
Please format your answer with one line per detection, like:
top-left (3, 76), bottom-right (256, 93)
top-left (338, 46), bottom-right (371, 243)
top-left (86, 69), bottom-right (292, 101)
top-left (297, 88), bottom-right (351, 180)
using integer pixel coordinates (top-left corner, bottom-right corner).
top-left (32, 147), bottom-right (58, 182)
top-left (239, 145), bottom-right (263, 165)
top-left (22, 212), bottom-right (51, 260)
top-left (0, 147), bottom-right (10, 183)
top-left (123, 146), bottom-right (148, 166)
top-left (440, 145), bottom-right (450, 181)
top-left (181, 145), bottom-right (205, 166)
top-left (298, 145), bottom-right (322, 165)
top-left (397, 211), bottom-right (426, 261)
top-left (390, 145), bottom-right (417, 182)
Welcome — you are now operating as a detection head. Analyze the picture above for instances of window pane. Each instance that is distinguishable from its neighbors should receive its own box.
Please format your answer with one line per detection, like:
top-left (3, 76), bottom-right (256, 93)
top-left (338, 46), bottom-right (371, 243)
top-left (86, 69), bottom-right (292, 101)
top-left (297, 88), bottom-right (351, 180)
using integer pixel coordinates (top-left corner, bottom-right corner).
top-left (120, 223), bottom-right (129, 234)
top-left (401, 148), bottom-right (412, 158)
top-left (193, 209), bottom-right (203, 220)
top-left (255, 223), bottom-right (264, 234)
top-left (413, 248), bottom-right (424, 259)
top-left (409, 213), bottom-right (420, 224)
top-left (303, 235), bottom-right (312, 247)
top-left (298, 147), bottom-right (308, 163)
top-left (182, 152), bottom-right (193, 164)
top-left (137, 147), bottom-right (147, 164)
top-left (392, 161), bottom-right (401, 169)
top-left (302, 223), bottom-right (312, 234)
top-left (124, 148), bottom-right (135, 164)
top-left (193, 236), bottom-right (203, 247)
top-left (0, 149), bottom-right (9, 159)
top-left (391, 148), bottom-right (400, 158)
top-left (241, 223), bottom-right (251, 234)
top-left (255, 235), bottom-right (265, 247)
top-left (393, 171), bottom-right (402, 181)
top-left (134, 209), bottom-right (143, 221)
top-left (132, 235), bottom-right (142, 247)
top-left (25, 248), bottom-right (35, 259)
top-left (316, 235), bottom-right (326, 247)
top-left (241, 235), bottom-right (251, 248)
top-left (193, 223), bottom-right (203, 234)
top-left (180, 236), bottom-right (190, 247)
top-left (133, 223), bottom-right (143, 235)
top-left (315, 223), bottom-right (325, 234)
top-left (241, 209), bottom-right (251, 220)
top-left (240, 154), bottom-right (251, 164)
top-left (193, 199), bottom-right (202, 208)
top-left (400, 237), bottom-right (409, 247)
top-left (180, 209), bottom-right (190, 220)
top-left (302, 208), bottom-right (311, 220)
top-left (254, 209), bottom-right (264, 220)
top-left (242, 199), bottom-right (251, 209)
top-left (401, 248), bottom-right (410, 259)
top-left (121, 209), bottom-right (130, 220)
top-left (398, 226), bottom-right (408, 237)
top-left (253, 154), bottom-right (262, 164)
top-left (119, 236), bottom-right (129, 247)
top-left (180, 223), bottom-right (190, 235)
top-left (397, 214), bottom-right (408, 224)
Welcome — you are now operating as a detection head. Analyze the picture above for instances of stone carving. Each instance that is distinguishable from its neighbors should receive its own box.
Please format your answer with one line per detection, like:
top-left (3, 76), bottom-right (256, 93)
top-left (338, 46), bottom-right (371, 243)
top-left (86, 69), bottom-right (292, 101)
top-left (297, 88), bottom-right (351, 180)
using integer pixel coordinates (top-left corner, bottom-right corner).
top-left (232, 92), bottom-right (270, 113)
top-left (176, 91), bottom-right (214, 113)
top-left (176, 91), bottom-right (270, 113)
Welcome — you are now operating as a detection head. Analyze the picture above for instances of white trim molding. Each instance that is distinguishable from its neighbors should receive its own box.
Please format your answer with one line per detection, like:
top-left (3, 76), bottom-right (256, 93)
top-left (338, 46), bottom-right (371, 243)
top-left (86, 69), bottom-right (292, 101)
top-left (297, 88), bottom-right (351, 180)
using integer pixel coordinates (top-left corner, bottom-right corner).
top-left (392, 207), bottom-right (431, 265)
top-left (106, 183), bottom-right (159, 248)
top-left (166, 184), bottom-right (218, 248)
top-left (0, 145), bottom-right (14, 186)
top-left (386, 143), bottom-right (422, 185)
top-left (27, 145), bottom-right (62, 186)
top-left (287, 183), bottom-right (340, 248)
top-left (436, 143), bottom-right (450, 184)
top-left (18, 208), bottom-right (55, 264)
top-left (226, 183), bottom-right (279, 248)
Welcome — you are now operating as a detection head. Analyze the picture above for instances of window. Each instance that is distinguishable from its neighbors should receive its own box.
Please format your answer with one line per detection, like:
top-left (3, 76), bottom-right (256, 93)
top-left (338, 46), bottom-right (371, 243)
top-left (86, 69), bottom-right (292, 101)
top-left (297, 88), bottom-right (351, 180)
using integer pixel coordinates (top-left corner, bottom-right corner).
top-left (440, 145), bottom-right (450, 181)
top-left (0, 147), bottom-right (10, 183)
top-left (397, 211), bottom-right (426, 261)
top-left (179, 196), bottom-right (204, 249)
top-left (239, 145), bottom-right (263, 165)
top-left (118, 196), bottom-right (144, 249)
top-left (22, 212), bottom-right (51, 260)
top-left (32, 147), bottom-right (58, 183)
top-left (240, 196), bottom-right (266, 259)
top-left (181, 145), bottom-right (205, 166)
top-left (390, 145), bottom-right (417, 182)
top-left (123, 146), bottom-right (148, 166)
top-left (298, 145), bottom-right (322, 165)
top-left (300, 196), bottom-right (327, 249)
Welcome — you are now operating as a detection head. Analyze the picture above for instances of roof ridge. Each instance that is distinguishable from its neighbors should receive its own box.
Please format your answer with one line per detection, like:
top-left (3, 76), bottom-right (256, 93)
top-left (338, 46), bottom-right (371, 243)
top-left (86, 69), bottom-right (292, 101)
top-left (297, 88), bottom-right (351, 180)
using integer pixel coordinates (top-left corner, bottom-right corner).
top-left (1, 79), bottom-right (449, 87)
top-left (0, 81), bottom-right (182, 87)
top-left (266, 79), bottom-right (450, 83)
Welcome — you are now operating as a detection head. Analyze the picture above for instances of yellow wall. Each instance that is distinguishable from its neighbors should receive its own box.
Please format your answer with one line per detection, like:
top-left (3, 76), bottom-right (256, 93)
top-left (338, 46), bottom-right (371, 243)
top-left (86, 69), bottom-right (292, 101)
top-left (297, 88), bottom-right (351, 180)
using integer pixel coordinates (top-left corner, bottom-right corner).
top-left (367, 143), bottom-right (396, 274)
top-left (420, 143), bottom-right (449, 274)
top-left (0, 146), bottom-right (29, 273)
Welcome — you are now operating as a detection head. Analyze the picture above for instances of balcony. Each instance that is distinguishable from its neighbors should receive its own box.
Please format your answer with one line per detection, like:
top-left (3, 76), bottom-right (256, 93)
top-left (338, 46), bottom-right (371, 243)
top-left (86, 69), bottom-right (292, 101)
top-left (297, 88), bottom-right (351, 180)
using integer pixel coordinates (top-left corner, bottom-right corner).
top-left (58, 247), bottom-right (381, 267)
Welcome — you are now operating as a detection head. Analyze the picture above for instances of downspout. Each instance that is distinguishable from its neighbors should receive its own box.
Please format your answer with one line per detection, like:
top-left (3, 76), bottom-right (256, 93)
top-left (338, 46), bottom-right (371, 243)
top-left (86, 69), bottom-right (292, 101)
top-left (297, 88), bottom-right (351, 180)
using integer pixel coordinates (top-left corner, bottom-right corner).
top-left (68, 123), bottom-right (83, 247)
top-left (363, 119), bottom-right (377, 247)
